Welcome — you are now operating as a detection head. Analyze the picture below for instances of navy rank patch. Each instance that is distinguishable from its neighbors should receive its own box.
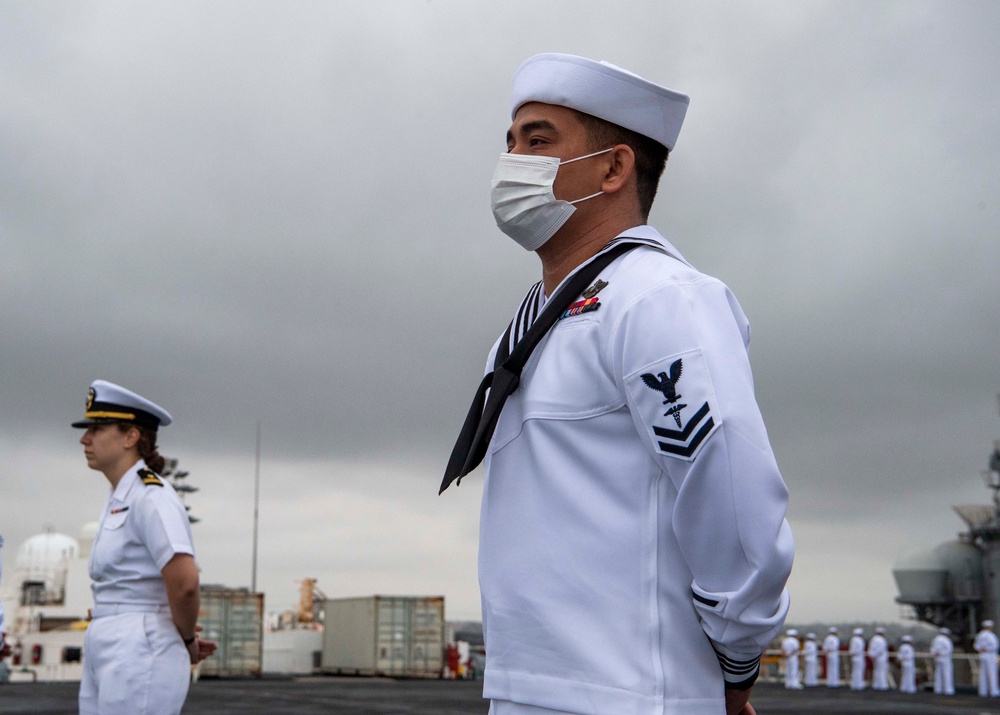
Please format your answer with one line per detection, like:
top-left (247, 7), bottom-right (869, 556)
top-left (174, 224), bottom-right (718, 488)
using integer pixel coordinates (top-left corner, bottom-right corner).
top-left (626, 349), bottom-right (720, 461)
top-left (138, 468), bottom-right (164, 487)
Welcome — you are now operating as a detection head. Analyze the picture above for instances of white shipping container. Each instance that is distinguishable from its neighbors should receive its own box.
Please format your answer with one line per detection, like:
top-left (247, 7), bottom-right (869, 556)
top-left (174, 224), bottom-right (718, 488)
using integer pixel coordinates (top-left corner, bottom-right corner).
top-left (263, 628), bottom-right (323, 675)
top-left (321, 595), bottom-right (444, 678)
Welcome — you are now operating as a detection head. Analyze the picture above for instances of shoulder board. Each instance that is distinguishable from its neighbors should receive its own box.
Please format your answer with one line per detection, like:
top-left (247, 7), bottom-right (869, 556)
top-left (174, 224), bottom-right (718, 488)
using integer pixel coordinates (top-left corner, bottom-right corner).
top-left (138, 468), bottom-right (164, 487)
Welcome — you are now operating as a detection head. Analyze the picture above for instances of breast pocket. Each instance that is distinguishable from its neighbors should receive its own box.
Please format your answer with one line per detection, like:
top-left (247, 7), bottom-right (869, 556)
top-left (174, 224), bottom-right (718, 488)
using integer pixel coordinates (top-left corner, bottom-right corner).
top-left (491, 318), bottom-right (623, 452)
top-left (90, 510), bottom-right (130, 579)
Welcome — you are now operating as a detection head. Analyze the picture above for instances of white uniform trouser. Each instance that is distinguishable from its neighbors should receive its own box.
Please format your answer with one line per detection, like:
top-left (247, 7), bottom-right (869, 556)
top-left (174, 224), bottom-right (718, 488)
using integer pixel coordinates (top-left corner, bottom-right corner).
top-left (826, 652), bottom-right (840, 686)
top-left (979, 653), bottom-right (1000, 696)
top-left (935, 657), bottom-right (954, 695)
top-left (872, 657), bottom-right (889, 690)
top-left (490, 701), bottom-right (578, 714)
top-left (80, 611), bottom-right (190, 715)
top-left (850, 656), bottom-right (865, 690)
top-left (804, 656), bottom-right (818, 686)
top-left (900, 662), bottom-right (916, 693)
top-left (784, 655), bottom-right (800, 688)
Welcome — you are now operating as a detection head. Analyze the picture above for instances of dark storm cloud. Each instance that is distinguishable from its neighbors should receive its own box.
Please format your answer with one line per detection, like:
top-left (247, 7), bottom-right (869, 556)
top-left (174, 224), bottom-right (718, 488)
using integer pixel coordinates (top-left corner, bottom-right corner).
top-left (2, 0), bottom-right (998, 621)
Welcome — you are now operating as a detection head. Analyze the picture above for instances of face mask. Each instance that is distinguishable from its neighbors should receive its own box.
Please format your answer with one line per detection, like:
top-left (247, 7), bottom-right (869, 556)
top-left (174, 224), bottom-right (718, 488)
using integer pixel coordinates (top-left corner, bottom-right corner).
top-left (490, 148), bottom-right (613, 251)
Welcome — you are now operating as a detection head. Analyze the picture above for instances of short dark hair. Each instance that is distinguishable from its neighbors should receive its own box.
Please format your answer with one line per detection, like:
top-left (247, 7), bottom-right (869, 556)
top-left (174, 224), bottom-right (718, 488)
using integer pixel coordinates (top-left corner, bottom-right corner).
top-left (574, 111), bottom-right (669, 220)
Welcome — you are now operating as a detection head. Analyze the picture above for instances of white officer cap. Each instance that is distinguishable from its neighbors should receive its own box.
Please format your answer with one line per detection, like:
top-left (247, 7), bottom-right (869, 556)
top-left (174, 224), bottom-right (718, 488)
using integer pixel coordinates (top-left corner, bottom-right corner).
top-left (853, 628), bottom-right (864, 635)
top-left (510, 53), bottom-right (690, 151)
top-left (72, 379), bottom-right (172, 429)
top-left (984, 620), bottom-right (995, 628)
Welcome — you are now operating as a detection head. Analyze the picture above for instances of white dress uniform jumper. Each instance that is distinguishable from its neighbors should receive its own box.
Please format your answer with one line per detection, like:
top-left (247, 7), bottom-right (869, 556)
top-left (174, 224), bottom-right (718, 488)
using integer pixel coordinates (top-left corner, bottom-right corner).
top-left (781, 631), bottom-right (802, 689)
top-left (897, 639), bottom-right (916, 693)
top-left (442, 53), bottom-right (793, 715)
top-left (803, 635), bottom-right (819, 687)
top-left (848, 632), bottom-right (866, 690)
top-left (974, 623), bottom-right (1000, 697)
top-left (822, 630), bottom-right (841, 687)
top-left (450, 229), bottom-right (793, 714)
top-left (868, 630), bottom-right (889, 690)
top-left (931, 631), bottom-right (955, 695)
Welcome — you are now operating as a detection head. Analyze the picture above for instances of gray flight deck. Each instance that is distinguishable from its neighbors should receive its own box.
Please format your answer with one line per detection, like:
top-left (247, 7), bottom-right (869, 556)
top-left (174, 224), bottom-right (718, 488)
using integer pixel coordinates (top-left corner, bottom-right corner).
top-left (1, 679), bottom-right (997, 714)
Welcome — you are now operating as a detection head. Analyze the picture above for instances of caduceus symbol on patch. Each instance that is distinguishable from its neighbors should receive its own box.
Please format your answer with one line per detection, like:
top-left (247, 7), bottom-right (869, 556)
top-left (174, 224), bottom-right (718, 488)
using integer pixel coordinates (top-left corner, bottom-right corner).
top-left (641, 358), bottom-right (687, 427)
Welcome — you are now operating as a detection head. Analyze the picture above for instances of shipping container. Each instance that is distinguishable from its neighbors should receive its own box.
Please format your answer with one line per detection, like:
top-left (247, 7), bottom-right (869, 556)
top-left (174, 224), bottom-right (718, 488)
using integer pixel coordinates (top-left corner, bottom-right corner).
top-left (198, 585), bottom-right (264, 678)
top-left (262, 628), bottom-right (323, 675)
top-left (321, 596), bottom-right (444, 678)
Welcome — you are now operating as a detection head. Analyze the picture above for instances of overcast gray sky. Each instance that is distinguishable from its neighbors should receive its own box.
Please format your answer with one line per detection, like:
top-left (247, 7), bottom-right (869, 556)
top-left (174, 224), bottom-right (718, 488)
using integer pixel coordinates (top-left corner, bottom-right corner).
top-left (2, 1), bottom-right (998, 624)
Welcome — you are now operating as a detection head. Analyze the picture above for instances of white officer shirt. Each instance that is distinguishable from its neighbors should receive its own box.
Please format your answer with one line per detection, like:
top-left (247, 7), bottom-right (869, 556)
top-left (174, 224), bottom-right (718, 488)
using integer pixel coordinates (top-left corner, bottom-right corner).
top-left (89, 460), bottom-right (194, 606)
top-left (479, 225), bottom-right (793, 715)
top-left (898, 642), bottom-right (915, 666)
top-left (823, 634), bottom-right (840, 654)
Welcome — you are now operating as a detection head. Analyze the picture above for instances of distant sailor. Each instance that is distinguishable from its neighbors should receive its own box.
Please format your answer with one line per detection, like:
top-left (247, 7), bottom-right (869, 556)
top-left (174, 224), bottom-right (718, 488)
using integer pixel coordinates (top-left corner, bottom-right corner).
top-left (781, 629), bottom-right (803, 689)
top-left (0, 534), bottom-right (8, 661)
top-left (74, 380), bottom-right (216, 715)
top-left (974, 620), bottom-right (1000, 697)
top-left (930, 627), bottom-right (955, 695)
top-left (849, 628), bottom-right (866, 690)
top-left (897, 635), bottom-right (916, 694)
top-left (867, 627), bottom-right (890, 690)
top-left (822, 627), bottom-right (841, 687)
top-left (802, 632), bottom-right (819, 687)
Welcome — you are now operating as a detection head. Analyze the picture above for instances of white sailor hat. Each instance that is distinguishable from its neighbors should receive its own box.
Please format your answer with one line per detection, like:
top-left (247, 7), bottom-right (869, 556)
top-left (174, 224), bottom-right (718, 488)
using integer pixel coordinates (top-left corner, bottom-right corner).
top-left (940, 627), bottom-right (951, 635)
top-left (828, 626), bottom-right (838, 633)
top-left (806, 633), bottom-right (816, 639)
top-left (71, 379), bottom-right (172, 430)
top-left (510, 53), bottom-right (690, 151)
top-left (853, 628), bottom-right (864, 635)
top-left (901, 635), bottom-right (913, 642)
top-left (984, 620), bottom-right (995, 628)
top-left (875, 626), bottom-right (886, 634)
top-left (786, 629), bottom-right (798, 636)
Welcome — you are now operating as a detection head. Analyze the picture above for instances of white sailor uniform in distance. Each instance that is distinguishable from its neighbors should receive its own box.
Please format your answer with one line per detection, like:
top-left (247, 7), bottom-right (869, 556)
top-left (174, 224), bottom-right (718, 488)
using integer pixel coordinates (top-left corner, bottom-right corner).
top-left (897, 641), bottom-right (916, 693)
top-left (803, 637), bottom-right (819, 687)
top-left (867, 632), bottom-right (889, 690)
top-left (0, 534), bottom-right (5, 638)
top-left (848, 633), bottom-right (866, 690)
top-left (822, 632), bottom-right (841, 687)
top-left (973, 627), bottom-right (1000, 696)
top-left (781, 634), bottom-right (802, 689)
top-left (930, 632), bottom-right (954, 695)
top-left (79, 459), bottom-right (195, 715)
top-left (479, 225), bottom-right (793, 715)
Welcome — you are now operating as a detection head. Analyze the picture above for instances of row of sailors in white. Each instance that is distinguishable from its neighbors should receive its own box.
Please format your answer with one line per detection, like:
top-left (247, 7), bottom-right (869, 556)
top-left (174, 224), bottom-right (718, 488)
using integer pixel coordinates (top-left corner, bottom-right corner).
top-left (782, 622), bottom-right (1000, 696)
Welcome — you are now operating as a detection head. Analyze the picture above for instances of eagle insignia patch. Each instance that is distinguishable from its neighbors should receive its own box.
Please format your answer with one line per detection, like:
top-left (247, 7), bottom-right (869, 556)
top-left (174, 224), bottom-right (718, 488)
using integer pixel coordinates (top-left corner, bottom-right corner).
top-left (627, 350), bottom-right (720, 461)
top-left (138, 468), bottom-right (164, 487)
